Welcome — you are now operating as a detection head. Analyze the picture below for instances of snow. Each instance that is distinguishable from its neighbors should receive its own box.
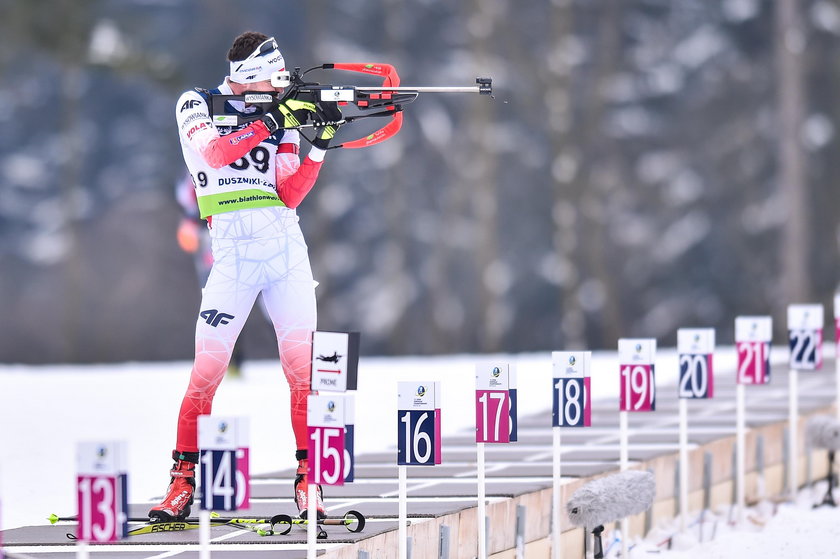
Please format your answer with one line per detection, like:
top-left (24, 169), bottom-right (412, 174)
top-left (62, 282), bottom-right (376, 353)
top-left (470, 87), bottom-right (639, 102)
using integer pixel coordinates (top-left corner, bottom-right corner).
top-left (2, 346), bottom-right (837, 559)
top-left (628, 487), bottom-right (840, 558)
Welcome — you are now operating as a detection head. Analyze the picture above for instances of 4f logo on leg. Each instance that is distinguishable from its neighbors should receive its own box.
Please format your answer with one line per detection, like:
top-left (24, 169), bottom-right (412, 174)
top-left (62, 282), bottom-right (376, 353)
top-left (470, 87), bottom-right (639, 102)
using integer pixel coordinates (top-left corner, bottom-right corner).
top-left (200, 309), bottom-right (235, 327)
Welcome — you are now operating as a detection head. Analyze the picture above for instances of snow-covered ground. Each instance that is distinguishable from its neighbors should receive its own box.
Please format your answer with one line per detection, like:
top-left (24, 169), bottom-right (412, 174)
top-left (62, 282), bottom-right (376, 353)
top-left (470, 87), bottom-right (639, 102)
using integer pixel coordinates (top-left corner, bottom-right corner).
top-left (627, 485), bottom-right (840, 558)
top-left (2, 346), bottom-right (836, 559)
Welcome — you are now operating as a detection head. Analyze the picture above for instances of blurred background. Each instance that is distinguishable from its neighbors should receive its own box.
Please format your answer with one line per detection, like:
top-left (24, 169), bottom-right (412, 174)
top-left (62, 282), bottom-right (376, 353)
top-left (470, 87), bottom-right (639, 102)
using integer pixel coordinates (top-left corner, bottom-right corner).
top-left (1, 0), bottom-right (838, 364)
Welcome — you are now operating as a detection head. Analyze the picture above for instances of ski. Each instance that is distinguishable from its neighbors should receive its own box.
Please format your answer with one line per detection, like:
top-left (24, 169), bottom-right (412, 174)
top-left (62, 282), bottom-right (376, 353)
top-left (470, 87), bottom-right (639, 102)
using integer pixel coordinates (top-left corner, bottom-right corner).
top-left (49, 510), bottom-right (365, 540)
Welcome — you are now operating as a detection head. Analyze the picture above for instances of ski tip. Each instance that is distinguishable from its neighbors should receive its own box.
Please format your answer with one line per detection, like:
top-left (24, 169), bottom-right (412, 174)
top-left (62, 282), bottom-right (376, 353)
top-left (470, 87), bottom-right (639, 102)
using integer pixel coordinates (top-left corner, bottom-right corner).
top-left (48, 514), bottom-right (60, 525)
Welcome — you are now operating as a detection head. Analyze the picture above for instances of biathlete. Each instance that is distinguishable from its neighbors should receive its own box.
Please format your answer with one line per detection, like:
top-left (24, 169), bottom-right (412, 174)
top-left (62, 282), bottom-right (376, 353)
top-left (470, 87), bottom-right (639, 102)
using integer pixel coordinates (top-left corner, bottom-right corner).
top-left (149, 30), bottom-right (341, 522)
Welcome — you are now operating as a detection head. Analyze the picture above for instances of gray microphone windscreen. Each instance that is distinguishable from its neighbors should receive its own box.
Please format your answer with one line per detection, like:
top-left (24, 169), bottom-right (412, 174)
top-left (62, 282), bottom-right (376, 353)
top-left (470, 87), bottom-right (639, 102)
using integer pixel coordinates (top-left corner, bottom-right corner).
top-left (567, 470), bottom-right (656, 527)
top-left (806, 415), bottom-right (840, 450)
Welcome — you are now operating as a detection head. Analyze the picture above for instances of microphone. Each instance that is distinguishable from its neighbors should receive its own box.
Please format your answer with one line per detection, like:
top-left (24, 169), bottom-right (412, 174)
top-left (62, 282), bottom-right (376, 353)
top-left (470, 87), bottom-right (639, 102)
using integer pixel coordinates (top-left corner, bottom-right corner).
top-left (567, 470), bottom-right (656, 559)
top-left (806, 415), bottom-right (840, 508)
top-left (806, 415), bottom-right (840, 450)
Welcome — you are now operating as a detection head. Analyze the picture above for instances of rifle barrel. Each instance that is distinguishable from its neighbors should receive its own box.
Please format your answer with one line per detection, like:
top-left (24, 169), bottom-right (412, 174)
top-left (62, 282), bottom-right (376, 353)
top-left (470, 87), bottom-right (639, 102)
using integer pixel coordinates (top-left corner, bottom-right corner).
top-left (355, 86), bottom-right (485, 93)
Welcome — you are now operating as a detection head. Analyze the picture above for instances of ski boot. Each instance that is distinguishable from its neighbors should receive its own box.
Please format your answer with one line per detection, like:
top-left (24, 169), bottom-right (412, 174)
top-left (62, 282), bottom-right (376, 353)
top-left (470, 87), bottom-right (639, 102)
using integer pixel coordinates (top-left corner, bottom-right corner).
top-left (148, 450), bottom-right (198, 522)
top-left (294, 455), bottom-right (326, 520)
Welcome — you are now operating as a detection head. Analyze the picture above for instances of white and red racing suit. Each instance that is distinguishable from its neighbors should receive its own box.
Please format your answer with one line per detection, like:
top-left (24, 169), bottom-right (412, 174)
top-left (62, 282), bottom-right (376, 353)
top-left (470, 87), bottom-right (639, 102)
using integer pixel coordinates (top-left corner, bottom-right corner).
top-left (173, 80), bottom-right (324, 455)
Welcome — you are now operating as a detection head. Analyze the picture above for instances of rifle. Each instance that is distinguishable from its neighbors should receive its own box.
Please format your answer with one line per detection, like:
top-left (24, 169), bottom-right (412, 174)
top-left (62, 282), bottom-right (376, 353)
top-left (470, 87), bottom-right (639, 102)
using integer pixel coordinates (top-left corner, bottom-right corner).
top-left (208, 63), bottom-right (493, 149)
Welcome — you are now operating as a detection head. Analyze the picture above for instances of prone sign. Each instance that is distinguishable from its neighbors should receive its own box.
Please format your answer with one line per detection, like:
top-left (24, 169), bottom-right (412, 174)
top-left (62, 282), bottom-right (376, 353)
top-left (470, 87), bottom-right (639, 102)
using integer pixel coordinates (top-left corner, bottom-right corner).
top-left (310, 331), bottom-right (359, 392)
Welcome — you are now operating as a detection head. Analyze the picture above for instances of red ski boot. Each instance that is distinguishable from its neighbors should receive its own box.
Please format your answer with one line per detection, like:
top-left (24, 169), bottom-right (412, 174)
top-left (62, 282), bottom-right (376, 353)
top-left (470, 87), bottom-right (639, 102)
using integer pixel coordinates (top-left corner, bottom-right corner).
top-left (148, 451), bottom-right (198, 522)
top-left (294, 458), bottom-right (326, 520)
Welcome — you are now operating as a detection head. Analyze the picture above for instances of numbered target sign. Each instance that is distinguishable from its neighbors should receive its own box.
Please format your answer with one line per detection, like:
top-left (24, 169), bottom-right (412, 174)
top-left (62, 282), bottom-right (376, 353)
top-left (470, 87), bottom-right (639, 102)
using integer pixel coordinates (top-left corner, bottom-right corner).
top-left (344, 394), bottom-right (356, 482)
top-left (76, 441), bottom-right (128, 542)
top-left (618, 339), bottom-right (656, 412)
top-left (310, 331), bottom-right (360, 392)
top-left (552, 351), bottom-right (592, 427)
top-left (307, 394), bottom-right (346, 486)
top-left (677, 328), bottom-right (715, 399)
top-left (475, 363), bottom-right (511, 443)
top-left (788, 304), bottom-right (824, 370)
top-left (198, 416), bottom-right (242, 511)
top-left (735, 316), bottom-right (772, 385)
top-left (397, 381), bottom-right (442, 466)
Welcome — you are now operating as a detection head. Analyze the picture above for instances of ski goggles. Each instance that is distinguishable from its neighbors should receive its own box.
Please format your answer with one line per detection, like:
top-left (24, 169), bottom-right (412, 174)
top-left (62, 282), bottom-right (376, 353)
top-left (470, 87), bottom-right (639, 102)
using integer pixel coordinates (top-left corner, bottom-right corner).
top-left (229, 36), bottom-right (289, 86)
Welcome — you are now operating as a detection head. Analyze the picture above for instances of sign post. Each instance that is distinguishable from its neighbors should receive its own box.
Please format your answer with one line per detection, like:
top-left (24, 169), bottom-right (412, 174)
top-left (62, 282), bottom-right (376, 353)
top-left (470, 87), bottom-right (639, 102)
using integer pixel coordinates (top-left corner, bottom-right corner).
top-left (676, 328), bottom-right (715, 533)
top-left (306, 331), bottom-right (359, 557)
top-left (198, 416), bottom-right (243, 559)
top-left (787, 304), bottom-right (824, 499)
top-left (475, 362), bottom-right (514, 559)
top-left (618, 338), bottom-right (656, 557)
top-left (397, 381), bottom-right (442, 559)
top-left (551, 351), bottom-right (591, 559)
top-left (734, 315), bottom-right (772, 523)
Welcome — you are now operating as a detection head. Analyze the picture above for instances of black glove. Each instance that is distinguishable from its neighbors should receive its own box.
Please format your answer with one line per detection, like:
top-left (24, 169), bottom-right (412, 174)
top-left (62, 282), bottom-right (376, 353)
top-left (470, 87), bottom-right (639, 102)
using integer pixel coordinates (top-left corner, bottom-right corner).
top-left (311, 101), bottom-right (343, 149)
top-left (261, 96), bottom-right (317, 133)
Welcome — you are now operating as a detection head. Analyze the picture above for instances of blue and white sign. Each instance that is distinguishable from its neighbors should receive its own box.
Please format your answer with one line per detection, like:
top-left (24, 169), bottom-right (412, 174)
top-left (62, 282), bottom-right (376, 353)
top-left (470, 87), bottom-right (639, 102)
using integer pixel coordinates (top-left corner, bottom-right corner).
top-left (397, 381), bottom-right (441, 466)
top-left (198, 416), bottom-right (241, 511)
top-left (787, 304), bottom-right (824, 370)
top-left (677, 328), bottom-right (715, 399)
top-left (552, 351), bottom-right (591, 427)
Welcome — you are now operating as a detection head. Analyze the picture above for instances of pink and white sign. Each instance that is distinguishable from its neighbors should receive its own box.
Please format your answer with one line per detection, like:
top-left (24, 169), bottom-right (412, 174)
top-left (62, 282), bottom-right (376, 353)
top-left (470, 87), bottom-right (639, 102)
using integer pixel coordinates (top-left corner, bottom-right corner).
top-left (618, 339), bottom-right (656, 412)
top-left (75, 441), bottom-right (128, 542)
top-left (307, 394), bottom-right (346, 486)
top-left (735, 316), bottom-right (772, 385)
top-left (475, 363), bottom-right (511, 443)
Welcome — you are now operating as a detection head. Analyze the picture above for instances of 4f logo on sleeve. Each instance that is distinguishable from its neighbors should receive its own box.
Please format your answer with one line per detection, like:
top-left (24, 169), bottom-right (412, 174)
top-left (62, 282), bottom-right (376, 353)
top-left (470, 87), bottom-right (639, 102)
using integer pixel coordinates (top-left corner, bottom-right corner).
top-left (200, 309), bottom-right (235, 327)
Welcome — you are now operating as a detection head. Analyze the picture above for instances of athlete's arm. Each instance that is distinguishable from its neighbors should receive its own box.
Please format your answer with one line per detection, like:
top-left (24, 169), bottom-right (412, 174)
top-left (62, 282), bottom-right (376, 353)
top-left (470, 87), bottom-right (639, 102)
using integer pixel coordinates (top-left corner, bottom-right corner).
top-left (176, 90), bottom-right (271, 169)
top-left (276, 148), bottom-right (325, 209)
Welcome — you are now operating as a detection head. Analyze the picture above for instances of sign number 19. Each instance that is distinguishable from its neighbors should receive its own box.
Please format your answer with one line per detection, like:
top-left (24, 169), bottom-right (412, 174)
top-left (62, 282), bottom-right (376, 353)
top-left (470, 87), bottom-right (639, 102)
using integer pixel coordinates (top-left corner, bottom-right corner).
top-left (620, 365), bottom-right (655, 411)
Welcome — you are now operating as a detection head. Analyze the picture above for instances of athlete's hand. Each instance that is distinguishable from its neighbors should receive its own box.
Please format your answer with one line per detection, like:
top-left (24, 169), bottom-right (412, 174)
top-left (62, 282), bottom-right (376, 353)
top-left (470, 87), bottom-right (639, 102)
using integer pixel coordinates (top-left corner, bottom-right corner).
top-left (312, 101), bottom-right (342, 149)
top-left (261, 96), bottom-right (317, 133)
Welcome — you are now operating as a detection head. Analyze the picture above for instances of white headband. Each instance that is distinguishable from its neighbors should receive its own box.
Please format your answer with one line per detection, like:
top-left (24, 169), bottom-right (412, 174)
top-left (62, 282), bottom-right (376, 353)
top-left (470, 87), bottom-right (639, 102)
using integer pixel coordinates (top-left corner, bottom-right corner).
top-left (229, 37), bottom-right (286, 84)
